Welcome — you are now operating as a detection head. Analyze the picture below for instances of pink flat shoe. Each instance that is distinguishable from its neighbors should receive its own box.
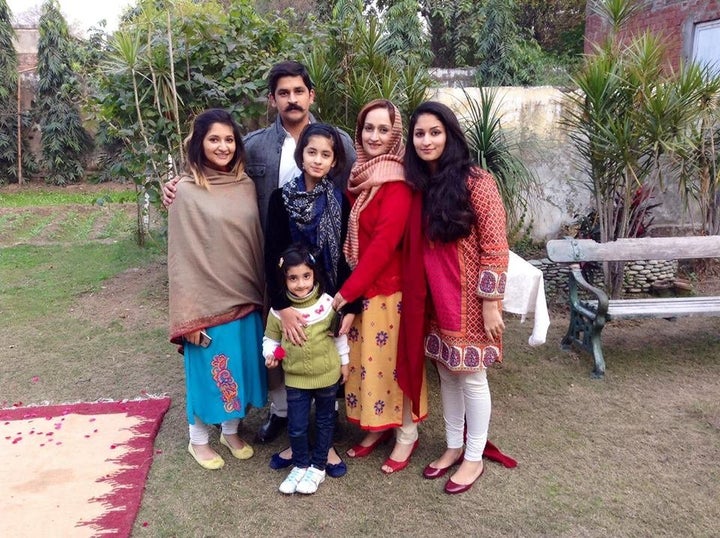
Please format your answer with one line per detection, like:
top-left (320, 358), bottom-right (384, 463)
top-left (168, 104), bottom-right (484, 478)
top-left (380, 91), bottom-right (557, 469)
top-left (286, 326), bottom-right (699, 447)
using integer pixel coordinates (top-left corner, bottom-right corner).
top-left (444, 463), bottom-right (484, 494)
top-left (422, 450), bottom-right (464, 479)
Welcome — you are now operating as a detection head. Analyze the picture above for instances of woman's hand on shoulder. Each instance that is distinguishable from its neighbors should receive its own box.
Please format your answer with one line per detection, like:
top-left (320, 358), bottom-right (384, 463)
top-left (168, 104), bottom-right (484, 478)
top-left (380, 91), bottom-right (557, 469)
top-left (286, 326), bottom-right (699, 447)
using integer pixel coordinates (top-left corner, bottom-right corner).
top-left (331, 292), bottom-right (347, 312)
top-left (278, 307), bottom-right (307, 346)
top-left (162, 176), bottom-right (181, 208)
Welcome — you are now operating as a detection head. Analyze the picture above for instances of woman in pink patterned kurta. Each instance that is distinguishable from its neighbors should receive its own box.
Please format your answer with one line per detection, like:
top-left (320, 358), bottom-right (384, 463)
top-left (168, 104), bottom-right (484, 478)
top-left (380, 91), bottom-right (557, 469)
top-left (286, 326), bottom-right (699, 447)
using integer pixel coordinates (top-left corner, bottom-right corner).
top-left (404, 101), bottom-right (509, 494)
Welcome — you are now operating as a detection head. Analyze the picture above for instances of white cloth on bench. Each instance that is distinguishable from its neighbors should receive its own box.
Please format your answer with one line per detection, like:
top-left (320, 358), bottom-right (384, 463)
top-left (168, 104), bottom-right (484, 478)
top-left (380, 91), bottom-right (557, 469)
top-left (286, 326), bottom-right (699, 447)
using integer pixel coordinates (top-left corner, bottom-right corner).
top-left (502, 251), bottom-right (550, 346)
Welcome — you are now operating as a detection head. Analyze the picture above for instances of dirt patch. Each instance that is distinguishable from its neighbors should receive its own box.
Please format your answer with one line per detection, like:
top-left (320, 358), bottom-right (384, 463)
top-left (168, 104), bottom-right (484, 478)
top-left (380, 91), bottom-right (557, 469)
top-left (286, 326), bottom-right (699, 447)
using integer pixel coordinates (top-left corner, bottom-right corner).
top-left (70, 260), bottom-right (168, 331)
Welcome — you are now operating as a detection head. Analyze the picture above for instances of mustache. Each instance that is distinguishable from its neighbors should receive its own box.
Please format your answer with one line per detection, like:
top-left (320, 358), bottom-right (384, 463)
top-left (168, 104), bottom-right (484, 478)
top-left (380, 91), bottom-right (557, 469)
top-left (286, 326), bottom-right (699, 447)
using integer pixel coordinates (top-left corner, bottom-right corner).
top-left (285, 104), bottom-right (304, 112)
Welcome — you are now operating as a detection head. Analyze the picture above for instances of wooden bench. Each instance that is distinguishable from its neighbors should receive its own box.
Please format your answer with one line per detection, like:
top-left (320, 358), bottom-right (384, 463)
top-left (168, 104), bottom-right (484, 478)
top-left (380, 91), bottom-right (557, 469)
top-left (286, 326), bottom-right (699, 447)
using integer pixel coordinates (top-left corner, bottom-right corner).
top-left (546, 236), bottom-right (720, 378)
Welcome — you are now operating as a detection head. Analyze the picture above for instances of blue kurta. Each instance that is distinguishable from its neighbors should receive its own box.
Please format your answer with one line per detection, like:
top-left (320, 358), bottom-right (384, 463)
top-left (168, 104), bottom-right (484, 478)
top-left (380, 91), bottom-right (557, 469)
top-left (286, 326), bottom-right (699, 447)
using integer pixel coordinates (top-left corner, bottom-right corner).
top-left (184, 314), bottom-right (267, 425)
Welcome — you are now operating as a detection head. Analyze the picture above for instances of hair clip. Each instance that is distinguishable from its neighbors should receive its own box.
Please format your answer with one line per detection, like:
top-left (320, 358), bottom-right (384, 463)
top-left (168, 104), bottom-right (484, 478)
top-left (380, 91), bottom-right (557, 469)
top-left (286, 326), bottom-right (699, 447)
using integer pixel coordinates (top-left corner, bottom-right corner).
top-left (278, 257), bottom-right (284, 268)
top-left (308, 253), bottom-right (316, 264)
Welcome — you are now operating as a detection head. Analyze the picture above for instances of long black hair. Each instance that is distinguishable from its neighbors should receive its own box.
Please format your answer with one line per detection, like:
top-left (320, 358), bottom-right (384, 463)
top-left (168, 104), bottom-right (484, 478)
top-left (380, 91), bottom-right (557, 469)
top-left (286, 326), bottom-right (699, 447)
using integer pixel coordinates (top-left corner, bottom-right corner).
top-left (404, 101), bottom-right (475, 243)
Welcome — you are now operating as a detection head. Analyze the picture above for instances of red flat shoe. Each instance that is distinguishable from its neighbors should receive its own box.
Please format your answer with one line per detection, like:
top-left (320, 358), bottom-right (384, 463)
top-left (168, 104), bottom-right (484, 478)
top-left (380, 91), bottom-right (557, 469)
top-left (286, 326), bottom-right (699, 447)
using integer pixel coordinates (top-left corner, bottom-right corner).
top-left (381, 439), bottom-right (419, 474)
top-left (422, 450), bottom-right (464, 479)
top-left (444, 463), bottom-right (485, 494)
top-left (346, 429), bottom-right (393, 458)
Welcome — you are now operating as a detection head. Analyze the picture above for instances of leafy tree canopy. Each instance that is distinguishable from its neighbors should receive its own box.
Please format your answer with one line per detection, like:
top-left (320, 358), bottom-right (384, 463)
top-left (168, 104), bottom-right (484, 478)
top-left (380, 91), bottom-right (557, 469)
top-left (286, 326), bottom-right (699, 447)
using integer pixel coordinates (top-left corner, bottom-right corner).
top-left (373, 0), bottom-right (585, 70)
top-left (0, 0), bottom-right (21, 183)
top-left (31, 0), bottom-right (91, 185)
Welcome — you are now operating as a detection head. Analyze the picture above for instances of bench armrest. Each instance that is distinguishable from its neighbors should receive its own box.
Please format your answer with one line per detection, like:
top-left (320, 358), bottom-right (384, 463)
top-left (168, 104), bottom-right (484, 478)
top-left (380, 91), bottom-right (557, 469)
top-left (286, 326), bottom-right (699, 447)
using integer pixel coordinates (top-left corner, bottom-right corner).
top-left (568, 263), bottom-right (610, 319)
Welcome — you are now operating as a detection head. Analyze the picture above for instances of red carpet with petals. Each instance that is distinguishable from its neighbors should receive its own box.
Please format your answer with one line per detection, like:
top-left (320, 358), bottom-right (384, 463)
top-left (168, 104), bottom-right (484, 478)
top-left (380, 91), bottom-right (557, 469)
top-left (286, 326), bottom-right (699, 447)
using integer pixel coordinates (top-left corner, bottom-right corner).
top-left (0, 398), bottom-right (170, 537)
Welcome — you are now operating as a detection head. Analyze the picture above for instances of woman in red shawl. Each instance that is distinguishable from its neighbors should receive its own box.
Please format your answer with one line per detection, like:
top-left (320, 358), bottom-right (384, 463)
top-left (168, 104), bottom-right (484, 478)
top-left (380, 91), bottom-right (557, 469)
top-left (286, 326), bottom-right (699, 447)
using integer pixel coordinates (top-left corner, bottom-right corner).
top-left (404, 101), bottom-right (509, 494)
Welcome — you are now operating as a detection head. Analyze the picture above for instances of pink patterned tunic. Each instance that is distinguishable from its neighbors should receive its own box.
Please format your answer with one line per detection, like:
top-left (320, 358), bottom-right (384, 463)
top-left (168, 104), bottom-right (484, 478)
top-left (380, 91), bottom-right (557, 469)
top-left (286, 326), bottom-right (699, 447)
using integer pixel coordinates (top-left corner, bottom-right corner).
top-left (423, 169), bottom-right (509, 371)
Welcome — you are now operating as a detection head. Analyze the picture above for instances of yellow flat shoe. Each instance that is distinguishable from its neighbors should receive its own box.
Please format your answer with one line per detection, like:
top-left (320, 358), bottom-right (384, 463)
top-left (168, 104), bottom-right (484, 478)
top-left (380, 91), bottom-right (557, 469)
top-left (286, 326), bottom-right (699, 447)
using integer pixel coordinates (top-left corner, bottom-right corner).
top-left (188, 442), bottom-right (225, 470)
top-left (220, 434), bottom-right (254, 460)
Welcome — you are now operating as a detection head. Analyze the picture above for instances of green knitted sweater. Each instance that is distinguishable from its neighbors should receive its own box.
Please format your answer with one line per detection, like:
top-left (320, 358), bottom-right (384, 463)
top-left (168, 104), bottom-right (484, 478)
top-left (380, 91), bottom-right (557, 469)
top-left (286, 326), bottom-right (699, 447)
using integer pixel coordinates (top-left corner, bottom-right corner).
top-left (263, 287), bottom-right (349, 390)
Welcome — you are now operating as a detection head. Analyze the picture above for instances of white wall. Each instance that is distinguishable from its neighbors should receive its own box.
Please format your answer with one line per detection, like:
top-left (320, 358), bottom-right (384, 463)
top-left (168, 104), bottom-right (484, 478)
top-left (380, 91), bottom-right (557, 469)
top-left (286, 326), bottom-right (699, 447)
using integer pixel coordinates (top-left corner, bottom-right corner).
top-left (427, 86), bottom-right (698, 241)
top-left (428, 86), bottom-right (591, 241)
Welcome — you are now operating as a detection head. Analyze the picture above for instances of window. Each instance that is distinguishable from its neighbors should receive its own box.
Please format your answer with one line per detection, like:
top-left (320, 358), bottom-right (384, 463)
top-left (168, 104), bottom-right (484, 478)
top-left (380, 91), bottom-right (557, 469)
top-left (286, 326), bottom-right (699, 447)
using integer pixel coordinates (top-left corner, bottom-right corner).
top-left (693, 19), bottom-right (720, 73)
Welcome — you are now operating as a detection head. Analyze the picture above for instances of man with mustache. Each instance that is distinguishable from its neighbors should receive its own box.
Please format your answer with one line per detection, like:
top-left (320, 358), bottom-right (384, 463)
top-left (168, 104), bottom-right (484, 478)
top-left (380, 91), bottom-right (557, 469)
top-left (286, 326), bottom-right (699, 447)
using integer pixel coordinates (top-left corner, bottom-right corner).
top-left (243, 61), bottom-right (354, 231)
top-left (163, 61), bottom-right (355, 444)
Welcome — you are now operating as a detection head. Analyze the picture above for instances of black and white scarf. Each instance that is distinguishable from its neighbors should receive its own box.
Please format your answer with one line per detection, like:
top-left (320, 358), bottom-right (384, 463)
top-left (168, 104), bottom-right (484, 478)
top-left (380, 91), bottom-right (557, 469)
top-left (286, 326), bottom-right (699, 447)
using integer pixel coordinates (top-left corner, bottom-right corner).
top-left (281, 174), bottom-right (343, 291)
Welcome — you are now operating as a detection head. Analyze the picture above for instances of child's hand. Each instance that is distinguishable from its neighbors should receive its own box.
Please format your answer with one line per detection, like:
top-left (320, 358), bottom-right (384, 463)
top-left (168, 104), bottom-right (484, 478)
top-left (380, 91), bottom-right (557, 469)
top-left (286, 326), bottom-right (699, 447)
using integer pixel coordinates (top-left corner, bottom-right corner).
top-left (340, 364), bottom-right (349, 384)
top-left (265, 345), bottom-right (285, 368)
top-left (338, 313), bottom-right (355, 336)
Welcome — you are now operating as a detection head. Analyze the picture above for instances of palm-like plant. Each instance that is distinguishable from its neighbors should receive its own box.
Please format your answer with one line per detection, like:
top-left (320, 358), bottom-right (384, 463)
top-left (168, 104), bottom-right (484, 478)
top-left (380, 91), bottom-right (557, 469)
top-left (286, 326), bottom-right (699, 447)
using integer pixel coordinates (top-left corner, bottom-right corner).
top-left (0, 0), bottom-right (36, 184)
top-left (0, 0), bottom-right (17, 183)
top-left (593, 0), bottom-right (642, 34)
top-left (304, 0), bottom-right (432, 136)
top-left (674, 63), bottom-right (720, 235)
top-left (102, 27), bottom-right (166, 245)
top-left (563, 0), bottom-right (720, 297)
top-left (463, 87), bottom-right (538, 243)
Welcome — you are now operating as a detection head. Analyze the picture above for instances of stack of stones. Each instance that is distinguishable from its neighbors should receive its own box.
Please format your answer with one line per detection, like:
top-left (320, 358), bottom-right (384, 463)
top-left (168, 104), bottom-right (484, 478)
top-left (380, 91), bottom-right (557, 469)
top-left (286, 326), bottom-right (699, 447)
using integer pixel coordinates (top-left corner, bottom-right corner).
top-left (621, 259), bottom-right (678, 294)
top-left (530, 258), bottom-right (678, 298)
top-left (531, 258), bottom-right (570, 297)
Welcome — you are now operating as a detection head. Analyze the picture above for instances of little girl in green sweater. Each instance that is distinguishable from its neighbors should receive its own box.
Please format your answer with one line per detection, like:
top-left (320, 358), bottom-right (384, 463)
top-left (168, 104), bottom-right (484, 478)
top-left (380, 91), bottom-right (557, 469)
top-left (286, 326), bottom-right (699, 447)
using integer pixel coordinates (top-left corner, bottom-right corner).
top-left (263, 243), bottom-right (350, 495)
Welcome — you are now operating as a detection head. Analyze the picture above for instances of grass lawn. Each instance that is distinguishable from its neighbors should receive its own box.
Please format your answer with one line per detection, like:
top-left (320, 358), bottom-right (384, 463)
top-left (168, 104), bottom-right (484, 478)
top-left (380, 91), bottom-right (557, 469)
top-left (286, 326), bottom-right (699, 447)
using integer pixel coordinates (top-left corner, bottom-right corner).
top-left (1, 186), bottom-right (719, 537)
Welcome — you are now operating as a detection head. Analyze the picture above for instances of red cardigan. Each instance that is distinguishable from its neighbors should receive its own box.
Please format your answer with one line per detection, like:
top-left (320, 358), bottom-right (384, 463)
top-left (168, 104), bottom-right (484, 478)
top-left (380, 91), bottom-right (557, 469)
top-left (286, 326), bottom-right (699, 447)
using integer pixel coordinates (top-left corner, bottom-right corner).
top-left (339, 181), bottom-right (413, 302)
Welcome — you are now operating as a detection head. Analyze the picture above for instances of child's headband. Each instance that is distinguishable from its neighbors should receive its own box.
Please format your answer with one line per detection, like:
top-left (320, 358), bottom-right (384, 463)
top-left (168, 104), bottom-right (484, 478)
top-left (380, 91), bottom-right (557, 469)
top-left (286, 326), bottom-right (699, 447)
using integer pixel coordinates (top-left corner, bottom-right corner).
top-left (278, 252), bottom-right (315, 268)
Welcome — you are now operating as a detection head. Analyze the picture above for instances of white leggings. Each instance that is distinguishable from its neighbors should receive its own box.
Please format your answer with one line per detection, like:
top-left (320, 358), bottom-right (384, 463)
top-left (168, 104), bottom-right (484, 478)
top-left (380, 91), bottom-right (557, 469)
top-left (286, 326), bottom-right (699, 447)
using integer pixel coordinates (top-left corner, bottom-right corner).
top-left (188, 417), bottom-right (240, 445)
top-left (437, 366), bottom-right (491, 462)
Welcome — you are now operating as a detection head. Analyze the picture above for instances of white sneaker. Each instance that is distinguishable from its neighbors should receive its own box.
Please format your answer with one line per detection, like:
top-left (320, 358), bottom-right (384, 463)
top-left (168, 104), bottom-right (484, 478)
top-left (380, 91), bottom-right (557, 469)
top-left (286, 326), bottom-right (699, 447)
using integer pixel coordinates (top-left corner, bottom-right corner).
top-left (279, 466), bottom-right (307, 494)
top-left (295, 466), bottom-right (326, 495)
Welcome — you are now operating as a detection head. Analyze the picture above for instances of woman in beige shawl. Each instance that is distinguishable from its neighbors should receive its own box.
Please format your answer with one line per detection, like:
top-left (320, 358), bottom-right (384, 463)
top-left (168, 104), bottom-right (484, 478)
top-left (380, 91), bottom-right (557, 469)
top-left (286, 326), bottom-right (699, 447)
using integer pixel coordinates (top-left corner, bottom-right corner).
top-left (168, 109), bottom-right (266, 470)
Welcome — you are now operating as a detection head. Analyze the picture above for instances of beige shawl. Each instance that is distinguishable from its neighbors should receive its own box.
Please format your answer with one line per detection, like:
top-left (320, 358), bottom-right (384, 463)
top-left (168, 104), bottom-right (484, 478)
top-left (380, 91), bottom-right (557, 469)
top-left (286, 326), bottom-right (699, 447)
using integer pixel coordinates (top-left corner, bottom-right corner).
top-left (167, 168), bottom-right (264, 344)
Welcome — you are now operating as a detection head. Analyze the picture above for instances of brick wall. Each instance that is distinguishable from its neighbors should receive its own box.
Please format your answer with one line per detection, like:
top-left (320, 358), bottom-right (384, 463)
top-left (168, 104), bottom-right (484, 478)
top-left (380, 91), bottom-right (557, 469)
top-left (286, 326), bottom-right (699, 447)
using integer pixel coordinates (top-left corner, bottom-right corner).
top-left (585, 0), bottom-right (720, 70)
